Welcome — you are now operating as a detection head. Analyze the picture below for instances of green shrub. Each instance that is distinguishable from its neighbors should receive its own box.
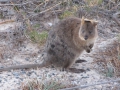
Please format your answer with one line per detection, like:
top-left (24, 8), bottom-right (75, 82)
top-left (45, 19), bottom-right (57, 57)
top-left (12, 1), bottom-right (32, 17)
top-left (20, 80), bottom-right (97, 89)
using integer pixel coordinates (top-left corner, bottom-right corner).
top-left (59, 10), bottom-right (74, 19)
top-left (28, 30), bottom-right (48, 45)
top-left (106, 63), bottom-right (114, 77)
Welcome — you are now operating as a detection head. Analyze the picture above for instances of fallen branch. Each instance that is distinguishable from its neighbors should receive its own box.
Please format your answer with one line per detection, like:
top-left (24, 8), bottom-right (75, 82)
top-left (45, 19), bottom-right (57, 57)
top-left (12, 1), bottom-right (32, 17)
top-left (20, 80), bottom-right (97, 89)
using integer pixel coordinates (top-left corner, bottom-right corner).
top-left (59, 79), bottom-right (120, 90)
top-left (30, 1), bottom-right (62, 17)
top-left (0, 20), bottom-right (15, 25)
top-left (112, 12), bottom-right (120, 26)
top-left (0, 0), bottom-right (14, 2)
top-left (39, 1), bottom-right (62, 14)
top-left (0, 1), bottom-right (33, 6)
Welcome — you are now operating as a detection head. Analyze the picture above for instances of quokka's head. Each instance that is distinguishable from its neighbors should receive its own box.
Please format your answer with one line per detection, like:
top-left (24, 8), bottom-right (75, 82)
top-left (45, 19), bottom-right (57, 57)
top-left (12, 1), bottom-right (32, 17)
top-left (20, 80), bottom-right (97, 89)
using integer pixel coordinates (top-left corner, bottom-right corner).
top-left (79, 17), bottom-right (98, 41)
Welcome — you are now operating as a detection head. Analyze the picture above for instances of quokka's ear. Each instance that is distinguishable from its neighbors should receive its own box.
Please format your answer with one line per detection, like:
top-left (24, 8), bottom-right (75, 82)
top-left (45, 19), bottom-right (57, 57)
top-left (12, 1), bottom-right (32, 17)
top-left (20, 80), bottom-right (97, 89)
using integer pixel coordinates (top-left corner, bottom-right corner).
top-left (84, 19), bottom-right (91, 24)
top-left (85, 19), bottom-right (98, 26)
top-left (85, 20), bottom-right (91, 23)
top-left (81, 16), bottom-right (85, 25)
top-left (92, 21), bottom-right (98, 26)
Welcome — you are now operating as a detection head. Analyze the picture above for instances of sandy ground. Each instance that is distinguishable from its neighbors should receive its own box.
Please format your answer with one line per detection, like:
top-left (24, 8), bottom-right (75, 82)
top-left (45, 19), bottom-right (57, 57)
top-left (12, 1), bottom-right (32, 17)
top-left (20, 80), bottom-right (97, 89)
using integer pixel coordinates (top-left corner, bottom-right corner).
top-left (0, 18), bottom-right (119, 90)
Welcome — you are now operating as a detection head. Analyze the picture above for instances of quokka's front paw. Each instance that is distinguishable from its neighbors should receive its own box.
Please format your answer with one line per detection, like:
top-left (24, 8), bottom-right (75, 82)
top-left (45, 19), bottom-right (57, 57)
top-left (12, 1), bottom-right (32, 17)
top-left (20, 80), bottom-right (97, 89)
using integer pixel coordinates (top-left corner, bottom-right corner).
top-left (89, 44), bottom-right (94, 49)
top-left (85, 44), bottom-right (94, 53)
top-left (85, 46), bottom-right (92, 53)
top-left (86, 48), bottom-right (91, 53)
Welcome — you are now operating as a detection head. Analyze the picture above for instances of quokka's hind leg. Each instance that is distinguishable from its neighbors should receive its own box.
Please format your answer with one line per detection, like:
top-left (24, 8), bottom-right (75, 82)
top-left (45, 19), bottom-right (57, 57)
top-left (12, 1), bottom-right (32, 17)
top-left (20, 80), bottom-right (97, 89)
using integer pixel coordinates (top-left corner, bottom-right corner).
top-left (61, 60), bottom-right (85, 73)
top-left (75, 59), bottom-right (87, 63)
top-left (68, 68), bottom-right (85, 73)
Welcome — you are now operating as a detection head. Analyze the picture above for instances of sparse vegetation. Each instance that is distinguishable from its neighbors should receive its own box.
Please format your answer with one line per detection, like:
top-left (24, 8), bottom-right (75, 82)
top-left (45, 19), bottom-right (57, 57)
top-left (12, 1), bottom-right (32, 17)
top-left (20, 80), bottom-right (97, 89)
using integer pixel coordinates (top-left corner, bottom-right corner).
top-left (43, 81), bottom-right (64, 90)
top-left (22, 79), bottom-right (44, 90)
top-left (85, 0), bottom-right (103, 6)
top-left (0, 0), bottom-right (120, 89)
top-left (94, 39), bottom-right (120, 77)
top-left (33, 24), bottom-right (41, 29)
top-left (118, 34), bottom-right (120, 60)
top-left (28, 30), bottom-right (48, 45)
top-left (59, 10), bottom-right (74, 19)
top-left (21, 79), bottom-right (70, 90)
top-left (106, 62), bottom-right (115, 77)
top-left (0, 13), bottom-right (4, 19)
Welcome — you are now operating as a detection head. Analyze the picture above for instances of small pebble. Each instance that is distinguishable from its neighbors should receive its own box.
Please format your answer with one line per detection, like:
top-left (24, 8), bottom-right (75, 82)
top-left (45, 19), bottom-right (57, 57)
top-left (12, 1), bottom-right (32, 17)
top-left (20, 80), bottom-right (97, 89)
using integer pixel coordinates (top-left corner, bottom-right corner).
top-left (21, 70), bottom-right (26, 74)
top-left (25, 57), bottom-right (30, 61)
top-left (86, 68), bottom-right (90, 71)
top-left (26, 71), bottom-right (36, 76)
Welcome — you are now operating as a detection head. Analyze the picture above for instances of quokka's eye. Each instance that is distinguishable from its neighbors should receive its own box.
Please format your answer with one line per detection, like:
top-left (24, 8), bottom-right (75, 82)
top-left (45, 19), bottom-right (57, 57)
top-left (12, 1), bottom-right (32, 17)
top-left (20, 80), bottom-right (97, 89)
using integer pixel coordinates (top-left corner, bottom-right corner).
top-left (82, 30), bottom-right (85, 33)
top-left (89, 31), bottom-right (92, 34)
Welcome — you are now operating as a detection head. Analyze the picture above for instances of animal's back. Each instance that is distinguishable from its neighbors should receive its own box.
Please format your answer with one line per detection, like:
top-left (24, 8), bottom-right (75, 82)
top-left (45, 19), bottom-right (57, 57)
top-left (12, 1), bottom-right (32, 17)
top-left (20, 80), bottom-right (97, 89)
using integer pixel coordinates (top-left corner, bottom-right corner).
top-left (44, 17), bottom-right (84, 68)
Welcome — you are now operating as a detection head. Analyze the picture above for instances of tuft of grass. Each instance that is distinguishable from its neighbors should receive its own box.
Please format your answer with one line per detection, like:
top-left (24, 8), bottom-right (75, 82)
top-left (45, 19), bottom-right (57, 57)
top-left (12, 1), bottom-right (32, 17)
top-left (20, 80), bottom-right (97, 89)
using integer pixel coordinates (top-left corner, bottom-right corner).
top-left (118, 34), bottom-right (120, 43)
top-left (61, 1), bottom-right (68, 7)
top-left (84, 0), bottom-right (103, 12)
top-left (33, 24), bottom-right (40, 29)
top-left (106, 62), bottom-right (115, 77)
top-left (59, 2), bottom-right (79, 19)
top-left (28, 30), bottom-right (48, 45)
top-left (44, 81), bottom-right (64, 90)
top-left (13, 6), bottom-right (20, 11)
top-left (21, 79), bottom-right (44, 90)
top-left (34, 9), bottom-right (41, 13)
top-left (21, 79), bottom-right (67, 90)
top-left (84, 5), bottom-right (91, 12)
top-left (97, 0), bottom-right (103, 5)
top-left (117, 34), bottom-right (120, 60)
top-left (0, 13), bottom-right (4, 19)
top-left (94, 39), bottom-right (120, 77)
top-left (85, 0), bottom-right (103, 6)
top-left (59, 10), bottom-right (74, 19)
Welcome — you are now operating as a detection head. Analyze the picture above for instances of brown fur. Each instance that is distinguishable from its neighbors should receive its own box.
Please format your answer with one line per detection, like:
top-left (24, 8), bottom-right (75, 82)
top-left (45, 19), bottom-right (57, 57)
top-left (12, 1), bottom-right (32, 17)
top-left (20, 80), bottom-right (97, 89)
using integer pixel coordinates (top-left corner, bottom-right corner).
top-left (0, 17), bottom-right (98, 72)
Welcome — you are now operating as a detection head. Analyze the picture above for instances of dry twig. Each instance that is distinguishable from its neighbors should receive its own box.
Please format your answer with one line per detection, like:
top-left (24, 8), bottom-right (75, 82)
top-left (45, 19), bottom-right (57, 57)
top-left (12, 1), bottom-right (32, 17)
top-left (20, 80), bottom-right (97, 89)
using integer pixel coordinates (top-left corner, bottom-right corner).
top-left (0, 20), bottom-right (15, 25)
top-left (59, 79), bottom-right (120, 90)
top-left (0, 1), bottom-right (33, 6)
top-left (30, 1), bottom-right (62, 17)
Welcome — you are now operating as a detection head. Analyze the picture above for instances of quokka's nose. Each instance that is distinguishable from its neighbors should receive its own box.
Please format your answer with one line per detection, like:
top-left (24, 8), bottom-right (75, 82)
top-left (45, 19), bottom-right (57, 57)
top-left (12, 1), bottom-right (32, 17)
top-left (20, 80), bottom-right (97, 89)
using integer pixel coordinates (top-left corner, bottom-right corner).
top-left (85, 36), bottom-right (88, 40)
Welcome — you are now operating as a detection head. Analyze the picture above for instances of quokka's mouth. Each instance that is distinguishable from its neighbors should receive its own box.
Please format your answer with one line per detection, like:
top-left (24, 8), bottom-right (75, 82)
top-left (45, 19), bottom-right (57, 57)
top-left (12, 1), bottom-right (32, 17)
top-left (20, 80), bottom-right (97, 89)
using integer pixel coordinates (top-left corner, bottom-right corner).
top-left (84, 36), bottom-right (88, 40)
top-left (79, 35), bottom-right (86, 41)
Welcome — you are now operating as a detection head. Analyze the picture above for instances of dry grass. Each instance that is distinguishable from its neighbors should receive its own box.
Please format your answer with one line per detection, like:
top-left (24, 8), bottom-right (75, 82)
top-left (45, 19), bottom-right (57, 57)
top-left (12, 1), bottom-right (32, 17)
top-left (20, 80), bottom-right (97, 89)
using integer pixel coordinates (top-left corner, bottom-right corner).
top-left (27, 31), bottom-right (48, 45)
top-left (85, 0), bottom-right (103, 6)
top-left (21, 79), bottom-right (44, 90)
top-left (21, 79), bottom-right (74, 90)
top-left (94, 38), bottom-right (120, 77)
